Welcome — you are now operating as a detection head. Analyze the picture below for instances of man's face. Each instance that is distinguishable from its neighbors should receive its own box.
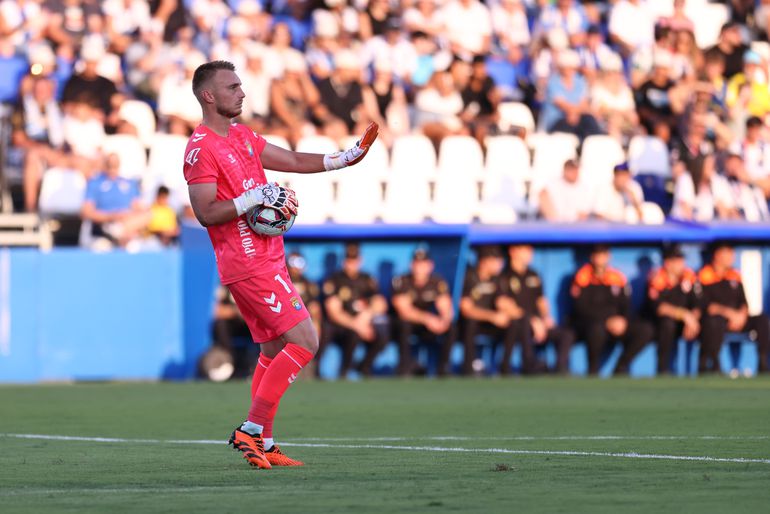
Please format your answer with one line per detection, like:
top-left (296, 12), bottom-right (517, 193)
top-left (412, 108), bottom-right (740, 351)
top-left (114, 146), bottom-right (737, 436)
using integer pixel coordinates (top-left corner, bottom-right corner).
top-left (563, 164), bottom-right (579, 183)
top-left (590, 249), bottom-right (610, 269)
top-left (412, 259), bottom-right (434, 280)
top-left (714, 247), bottom-right (735, 269)
top-left (480, 256), bottom-right (503, 276)
top-left (509, 245), bottom-right (533, 267)
top-left (106, 153), bottom-right (121, 176)
top-left (207, 69), bottom-right (246, 119)
top-left (613, 171), bottom-right (631, 190)
top-left (343, 256), bottom-right (361, 275)
top-left (663, 256), bottom-right (685, 277)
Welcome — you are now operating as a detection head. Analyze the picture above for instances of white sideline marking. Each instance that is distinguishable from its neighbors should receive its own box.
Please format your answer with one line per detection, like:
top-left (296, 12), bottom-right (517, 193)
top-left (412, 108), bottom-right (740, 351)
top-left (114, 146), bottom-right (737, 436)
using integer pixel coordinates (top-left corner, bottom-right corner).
top-left (3, 433), bottom-right (769, 465)
top-left (0, 486), bottom-right (255, 497)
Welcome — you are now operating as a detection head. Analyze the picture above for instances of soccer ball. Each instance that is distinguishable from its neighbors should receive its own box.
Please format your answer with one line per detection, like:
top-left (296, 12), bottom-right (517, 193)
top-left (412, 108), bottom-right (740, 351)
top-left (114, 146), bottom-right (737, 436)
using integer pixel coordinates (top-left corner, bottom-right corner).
top-left (246, 205), bottom-right (296, 237)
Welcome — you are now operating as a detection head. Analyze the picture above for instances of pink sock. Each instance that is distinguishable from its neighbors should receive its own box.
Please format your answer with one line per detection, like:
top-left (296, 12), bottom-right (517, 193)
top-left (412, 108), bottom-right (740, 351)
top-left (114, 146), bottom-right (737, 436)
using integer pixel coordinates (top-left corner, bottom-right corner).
top-left (248, 343), bottom-right (313, 427)
top-left (250, 354), bottom-right (273, 399)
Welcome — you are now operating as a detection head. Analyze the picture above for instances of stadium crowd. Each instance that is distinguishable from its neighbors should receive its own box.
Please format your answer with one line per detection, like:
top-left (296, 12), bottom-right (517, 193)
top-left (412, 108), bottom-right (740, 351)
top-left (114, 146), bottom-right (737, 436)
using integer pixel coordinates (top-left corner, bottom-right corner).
top-left (208, 242), bottom-right (769, 378)
top-left (2, 0), bottom-right (770, 247)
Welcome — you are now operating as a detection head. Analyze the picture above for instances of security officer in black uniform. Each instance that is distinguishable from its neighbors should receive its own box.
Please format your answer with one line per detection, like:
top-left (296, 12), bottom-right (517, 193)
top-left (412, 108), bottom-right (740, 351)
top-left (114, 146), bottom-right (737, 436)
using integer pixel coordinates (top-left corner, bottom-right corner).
top-left (698, 242), bottom-right (769, 374)
top-left (497, 244), bottom-right (574, 374)
top-left (392, 247), bottom-right (456, 376)
top-left (645, 244), bottom-right (701, 375)
top-left (571, 244), bottom-right (654, 375)
top-left (287, 251), bottom-right (322, 337)
top-left (459, 245), bottom-right (513, 375)
top-left (321, 243), bottom-right (390, 377)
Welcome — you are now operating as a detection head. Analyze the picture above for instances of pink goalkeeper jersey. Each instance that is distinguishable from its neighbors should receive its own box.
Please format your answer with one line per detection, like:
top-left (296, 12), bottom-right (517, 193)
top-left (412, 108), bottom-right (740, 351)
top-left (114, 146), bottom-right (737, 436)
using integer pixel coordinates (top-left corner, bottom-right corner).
top-left (183, 123), bottom-right (285, 285)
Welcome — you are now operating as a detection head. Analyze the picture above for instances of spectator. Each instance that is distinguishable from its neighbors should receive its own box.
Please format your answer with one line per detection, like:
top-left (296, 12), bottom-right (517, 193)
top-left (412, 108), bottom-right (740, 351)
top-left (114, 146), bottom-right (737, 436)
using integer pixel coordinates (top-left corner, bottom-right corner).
top-left (729, 116), bottom-right (770, 197)
top-left (578, 24), bottom-right (619, 84)
top-left (608, 0), bottom-right (656, 57)
top-left (630, 23), bottom-right (675, 89)
top-left (497, 244), bottom-right (574, 375)
top-left (534, 0), bottom-right (587, 49)
top-left (459, 245), bottom-right (512, 375)
top-left (80, 153), bottom-right (150, 249)
top-left (287, 251), bottom-right (322, 342)
top-left (532, 28), bottom-right (570, 94)
top-left (645, 244), bottom-right (701, 375)
top-left (61, 39), bottom-right (118, 121)
top-left (485, 44), bottom-right (533, 105)
top-left (659, 0), bottom-right (695, 33)
top-left (538, 159), bottom-right (593, 222)
top-left (157, 51), bottom-right (207, 135)
top-left (189, 0), bottom-right (231, 54)
top-left (210, 16), bottom-right (255, 72)
top-left (102, 0), bottom-right (153, 55)
top-left (592, 163), bottom-right (645, 223)
top-left (320, 243), bottom-right (390, 378)
top-left (392, 248), bottom-right (455, 377)
top-left (312, 0), bottom-right (359, 42)
top-left (490, 0), bottom-right (530, 53)
top-left (359, 0), bottom-right (395, 40)
top-left (570, 244), bottom-right (654, 375)
top-left (670, 115), bottom-right (716, 178)
top-left (206, 285), bottom-right (250, 380)
top-left (239, 43), bottom-right (273, 133)
top-left (269, 52), bottom-right (320, 147)
top-left (671, 154), bottom-right (738, 221)
top-left (590, 53), bottom-right (638, 142)
top-left (61, 97), bottom-right (106, 160)
top-left (707, 21), bottom-right (749, 80)
top-left (670, 29), bottom-right (701, 81)
top-left (307, 9), bottom-right (341, 80)
top-left (0, 39), bottom-right (32, 105)
top-left (315, 50), bottom-right (369, 140)
top-left (363, 17), bottom-right (418, 84)
top-left (539, 50), bottom-right (602, 142)
top-left (147, 186), bottom-right (179, 246)
top-left (634, 51), bottom-right (684, 142)
top-left (726, 50), bottom-right (770, 121)
top-left (460, 55), bottom-right (500, 145)
top-left (362, 58), bottom-right (409, 146)
top-left (414, 69), bottom-right (467, 149)
top-left (698, 242), bottom-right (769, 374)
top-left (440, 0), bottom-right (492, 58)
top-left (702, 49), bottom-right (728, 109)
top-left (403, 0), bottom-right (443, 39)
top-left (722, 154), bottom-right (770, 221)
top-left (43, 0), bottom-right (103, 49)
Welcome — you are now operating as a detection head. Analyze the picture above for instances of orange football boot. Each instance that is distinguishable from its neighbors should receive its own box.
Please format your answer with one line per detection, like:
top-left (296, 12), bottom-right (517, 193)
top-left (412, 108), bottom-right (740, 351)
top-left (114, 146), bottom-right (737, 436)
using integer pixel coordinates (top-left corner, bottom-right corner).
top-left (265, 444), bottom-right (304, 466)
top-left (228, 428), bottom-right (272, 469)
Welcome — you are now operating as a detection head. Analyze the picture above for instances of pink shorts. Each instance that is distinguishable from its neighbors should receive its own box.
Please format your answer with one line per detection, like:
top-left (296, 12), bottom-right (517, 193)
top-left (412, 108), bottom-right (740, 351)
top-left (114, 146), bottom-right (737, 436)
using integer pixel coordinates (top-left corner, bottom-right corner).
top-left (228, 268), bottom-right (311, 343)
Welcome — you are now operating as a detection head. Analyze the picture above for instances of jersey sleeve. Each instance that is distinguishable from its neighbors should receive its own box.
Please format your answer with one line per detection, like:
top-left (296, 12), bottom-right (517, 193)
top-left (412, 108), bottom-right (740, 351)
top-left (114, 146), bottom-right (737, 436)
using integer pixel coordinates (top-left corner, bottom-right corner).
top-left (183, 143), bottom-right (219, 185)
top-left (249, 129), bottom-right (268, 156)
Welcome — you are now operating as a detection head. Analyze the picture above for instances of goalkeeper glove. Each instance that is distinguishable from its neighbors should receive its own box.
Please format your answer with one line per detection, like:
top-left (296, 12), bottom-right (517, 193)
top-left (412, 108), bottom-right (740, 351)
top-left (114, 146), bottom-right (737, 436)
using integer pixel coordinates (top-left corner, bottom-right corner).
top-left (233, 183), bottom-right (298, 219)
top-left (323, 122), bottom-right (379, 171)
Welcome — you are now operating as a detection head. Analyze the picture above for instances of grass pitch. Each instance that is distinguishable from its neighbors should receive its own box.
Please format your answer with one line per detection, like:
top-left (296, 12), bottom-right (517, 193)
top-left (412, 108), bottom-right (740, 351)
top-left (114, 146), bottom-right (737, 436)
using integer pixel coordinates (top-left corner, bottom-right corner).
top-left (1, 377), bottom-right (769, 514)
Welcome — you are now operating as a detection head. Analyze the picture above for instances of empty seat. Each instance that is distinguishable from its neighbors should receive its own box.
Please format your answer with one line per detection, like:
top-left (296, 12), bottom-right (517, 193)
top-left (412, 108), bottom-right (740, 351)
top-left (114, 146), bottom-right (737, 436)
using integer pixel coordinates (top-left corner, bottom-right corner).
top-left (438, 135), bottom-right (484, 179)
top-left (628, 135), bottom-right (671, 177)
top-left (38, 167), bottom-right (87, 215)
top-left (119, 100), bottom-right (157, 148)
top-left (260, 134), bottom-right (292, 183)
top-left (289, 173), bottom-right (335, 224)
top-left (529, 132), bottom-right (578, 193)
top-left (390, 134), bottom-right (437, 179)
top-left (485, 135), bottom-right (532, 183)
top-left (262, 134), bottom-right (291, 150)
top-left (382, 174), bottom-right (431, 223)
top-left (145, 133), bottom-right (190, 209)
top-left (579, 135), bottom-right (625, 189)
top-left (101, 134), bottom-right (147, 180)
top-left (479, 171), bottom-right (525, 224)
top-left (295, 135), bottom-right (339, 154)
top-left (339, 136), bottom-right (389, 180)
top-left (689, 2), bottom-right (728, 48)
top-left (333, 166), bottom-right (383, 223)
top-left (431, 171), bottom-right (478, 223)
top-left (497, 102), bottom-right (535, 135)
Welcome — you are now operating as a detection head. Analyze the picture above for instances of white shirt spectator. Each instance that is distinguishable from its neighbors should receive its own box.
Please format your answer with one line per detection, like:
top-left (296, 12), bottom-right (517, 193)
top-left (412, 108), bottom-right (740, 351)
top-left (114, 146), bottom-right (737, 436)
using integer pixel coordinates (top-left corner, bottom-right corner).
top-left (609, 0), bottom-right (655, 51)
top-left (102, 0), bottom-right (152, 36)
top-left (440, 0), bottom-right (492, 55)
top-left (725, 178), bottom-right (770, 222)
top-left (491, 0), bottom-right (530, 48)
top-left (535, 1), bottom-right (587, 40)
top-left (542, 178), bottom-right (594, 222)
top-left (403, 2), bottom-right (445, 37)
top-left (671, 172), bottom-right (734, 221)
top-left (591, 81), bottom-right (635, 113)
top-left (363, 36), bottom-right (418, 82)
top-left (157, 70), bottom-right (199, 125)
top-left (730, 138), bottom-right (770, 182)
top-left (593, 180), bottom-right (644, 222)
top-left (63, 114), bottom-right (105, 159)
top-left (414, 86), bottom-right (464, 131)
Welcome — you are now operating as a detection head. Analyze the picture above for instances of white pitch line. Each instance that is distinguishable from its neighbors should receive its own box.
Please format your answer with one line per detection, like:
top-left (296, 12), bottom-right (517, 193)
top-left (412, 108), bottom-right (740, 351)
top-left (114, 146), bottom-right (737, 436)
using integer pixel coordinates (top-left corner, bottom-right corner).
top-left (3, 433), bottom-right (769, 465)
top-left (0, 486), bottom-right (256, 497)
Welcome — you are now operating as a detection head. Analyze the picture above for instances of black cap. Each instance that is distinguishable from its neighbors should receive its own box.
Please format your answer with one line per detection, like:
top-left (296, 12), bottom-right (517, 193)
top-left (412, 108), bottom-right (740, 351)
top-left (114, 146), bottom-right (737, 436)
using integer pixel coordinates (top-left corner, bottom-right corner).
top-left (477, 245), bottom-right (503, 259)
top-left (590, 243), bottom-right (611, 254)
top-left (746, 115), bottom-right (763, 128)
top-left (613, 162), bottom-right (630, 174)
top-left (709, 240), bottom-right (733, 254)
top-left (344, 243), bottom-right (361, 260)
top-left (661, 244), bottom-right (684, 260)
top-left (413, 247), bottom-right (432, 261)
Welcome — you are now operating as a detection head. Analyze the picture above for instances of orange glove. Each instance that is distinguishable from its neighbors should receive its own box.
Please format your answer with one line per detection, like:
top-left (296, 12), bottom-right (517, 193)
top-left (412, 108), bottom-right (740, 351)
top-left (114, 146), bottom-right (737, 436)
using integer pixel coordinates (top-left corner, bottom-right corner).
top-left (323, 122), bottom-right (379, 170)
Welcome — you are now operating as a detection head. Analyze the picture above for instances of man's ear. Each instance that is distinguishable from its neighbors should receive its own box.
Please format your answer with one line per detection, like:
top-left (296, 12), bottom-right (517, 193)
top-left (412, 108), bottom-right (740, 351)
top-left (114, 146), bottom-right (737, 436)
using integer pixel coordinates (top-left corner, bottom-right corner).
top-left (201, 89), bottom-right (215, 104)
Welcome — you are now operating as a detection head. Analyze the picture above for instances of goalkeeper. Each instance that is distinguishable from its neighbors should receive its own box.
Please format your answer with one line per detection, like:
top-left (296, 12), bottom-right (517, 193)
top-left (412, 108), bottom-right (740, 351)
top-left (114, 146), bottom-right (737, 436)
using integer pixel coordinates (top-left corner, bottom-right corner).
top-left (183, 60), bottom-right (378, 469)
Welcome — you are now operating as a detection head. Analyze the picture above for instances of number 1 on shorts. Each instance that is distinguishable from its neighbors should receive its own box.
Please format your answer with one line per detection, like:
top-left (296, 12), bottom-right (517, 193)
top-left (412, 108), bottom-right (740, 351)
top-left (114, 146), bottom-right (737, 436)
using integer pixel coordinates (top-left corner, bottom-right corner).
top-left (274, 274), bottom-right (292, 293)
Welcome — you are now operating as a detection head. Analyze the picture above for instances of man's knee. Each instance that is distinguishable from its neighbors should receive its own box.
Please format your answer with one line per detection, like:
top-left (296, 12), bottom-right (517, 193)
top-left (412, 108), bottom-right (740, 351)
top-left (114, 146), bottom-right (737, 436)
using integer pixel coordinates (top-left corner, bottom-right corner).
top-left (284, 318), bottom-right (320, 356)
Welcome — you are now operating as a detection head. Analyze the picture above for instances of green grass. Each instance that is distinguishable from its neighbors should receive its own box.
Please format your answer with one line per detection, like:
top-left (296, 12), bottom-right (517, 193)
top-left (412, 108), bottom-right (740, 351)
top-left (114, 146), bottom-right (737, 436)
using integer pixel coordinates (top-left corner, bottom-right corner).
top-left (1, 377), bottom-right (769, 513)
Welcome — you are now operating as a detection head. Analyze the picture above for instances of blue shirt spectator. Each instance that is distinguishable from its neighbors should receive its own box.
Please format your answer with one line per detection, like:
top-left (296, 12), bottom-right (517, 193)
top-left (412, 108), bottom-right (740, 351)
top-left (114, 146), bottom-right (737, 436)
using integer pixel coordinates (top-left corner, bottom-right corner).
top-left (0, 54), bottom-right (30, 104)
top-left (486, 52), bottom-right (530, 102)
top-left (85, 174), bottom-right (140, 213)
top-left (540, 55), bottom-right (589, 131)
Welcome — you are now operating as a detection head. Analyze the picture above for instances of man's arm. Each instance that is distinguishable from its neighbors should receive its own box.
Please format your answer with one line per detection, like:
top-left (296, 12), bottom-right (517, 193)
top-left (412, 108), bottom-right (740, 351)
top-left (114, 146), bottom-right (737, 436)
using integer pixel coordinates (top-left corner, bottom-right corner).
top-left (324, 296), bottom-right (358, 330)
top-left (393, 294), bottom-right (430, 325)
top-left (188, 183), bottom-right (240, 227)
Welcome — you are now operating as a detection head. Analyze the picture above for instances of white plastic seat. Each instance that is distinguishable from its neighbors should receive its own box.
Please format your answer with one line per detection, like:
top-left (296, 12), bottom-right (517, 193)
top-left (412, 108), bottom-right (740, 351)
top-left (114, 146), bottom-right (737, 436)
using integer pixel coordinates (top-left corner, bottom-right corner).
top-left (339, 136), bottom-right (389, 180)
top-left (289, 173), bottom-right (335, 224)
top-left (390, 134), bottom-right (437, 179)
top-left (628, 135), bottom-right (671, 177)
top-left (479, 171), bottom-right (524, 224)
top-left (497, 102), bottom-right (535, 135)
top-left (382, 174), bottom-right (431, 223)
top-left (688, 2), bottom-right (728, 49)
top-left (438, 135), bottom-right (484, 178)
top-left (119, 100), bottom-right (157, 148)
top-left (38, 167), bottom-right (87, 215)
top-left (295, 135), bottom-right (339, 154)
top-left (485, 135), bottom-right (532, 183)
top-left (529, 132), bottom-right (578, 196)
top-left (431, 171), bottom-right (478, 223)
top-left (628, 201), bottom-right (665, 225)
top-left (260, 134), bottom-right (292, 183)
top-left (101, 134), bottom-right (147, 180)
top-left (333, 166), bottom-right (383, 223)
top-left (145, 132), bottom-right (190, 209)
top-left (579, 135), bottom-right (625, 189)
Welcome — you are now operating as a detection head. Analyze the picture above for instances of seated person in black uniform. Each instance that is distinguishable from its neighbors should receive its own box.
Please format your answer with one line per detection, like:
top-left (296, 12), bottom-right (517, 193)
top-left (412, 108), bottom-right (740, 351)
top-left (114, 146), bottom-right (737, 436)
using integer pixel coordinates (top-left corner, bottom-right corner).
top-left (392, 247), bottom-right (456, 376)
top-left (497, 244), bottom-right (574, 374)
top-left (645, 244), bottom-right (701, 374)
top-left (287, 251), bottom-right (322, 337)
top-left (570, 244), bottom-right (654, 375)
top-left (459, 245), bottom-right (513, 375)
top-left (321, 243), bottom-right (390, 377)
top-left (698, 242), bottom-right (769, 374)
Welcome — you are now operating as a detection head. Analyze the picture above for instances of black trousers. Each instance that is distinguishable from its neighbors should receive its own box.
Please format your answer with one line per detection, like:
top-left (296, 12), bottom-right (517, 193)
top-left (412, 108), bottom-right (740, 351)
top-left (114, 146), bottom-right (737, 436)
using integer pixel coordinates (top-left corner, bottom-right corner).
top-left (654, 317), bottom-right (692, 374)
top-left (512, 316), bottom-right (575, 374)
top-left (212, 317), bottom-right (254, 377)
top-left (576, 319), bottom-right (654, 375)
top-left (397, 321), bottom-right (456, 376)
top-left (699, 314), bottom-right (770, 373)
top-left (319, 321), bottom-right (390, 377)
top-left (461, 319), bottom-right (517, 375)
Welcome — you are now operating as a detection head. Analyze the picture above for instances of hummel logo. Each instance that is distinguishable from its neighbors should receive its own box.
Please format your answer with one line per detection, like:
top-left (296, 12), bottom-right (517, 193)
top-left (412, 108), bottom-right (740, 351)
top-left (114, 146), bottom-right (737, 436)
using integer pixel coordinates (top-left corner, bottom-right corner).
top-left (192, 132), bottom-right (206, 142)
top-left (263, 292), bottom-right (282, 313)
top-left (288, 373), bottom-right (297, 384)
top-left (228, 153), bottom-right (237, 164)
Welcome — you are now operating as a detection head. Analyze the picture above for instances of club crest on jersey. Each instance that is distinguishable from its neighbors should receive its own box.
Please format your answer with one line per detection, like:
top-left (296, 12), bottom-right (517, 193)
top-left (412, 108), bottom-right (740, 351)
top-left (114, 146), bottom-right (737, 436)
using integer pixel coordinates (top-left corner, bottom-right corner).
top-left (185, 147), bottom-right (200, 166)
top-left (290, 296), bottom-right (302, 311)
top-left (246, 141), bottom-right (254, 157)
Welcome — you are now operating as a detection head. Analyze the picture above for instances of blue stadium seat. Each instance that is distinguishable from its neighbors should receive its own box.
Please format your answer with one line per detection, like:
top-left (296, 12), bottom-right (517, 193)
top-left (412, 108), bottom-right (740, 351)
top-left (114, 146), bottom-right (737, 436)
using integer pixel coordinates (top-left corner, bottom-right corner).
top-left (635, 174), bottom-right (673, 214)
